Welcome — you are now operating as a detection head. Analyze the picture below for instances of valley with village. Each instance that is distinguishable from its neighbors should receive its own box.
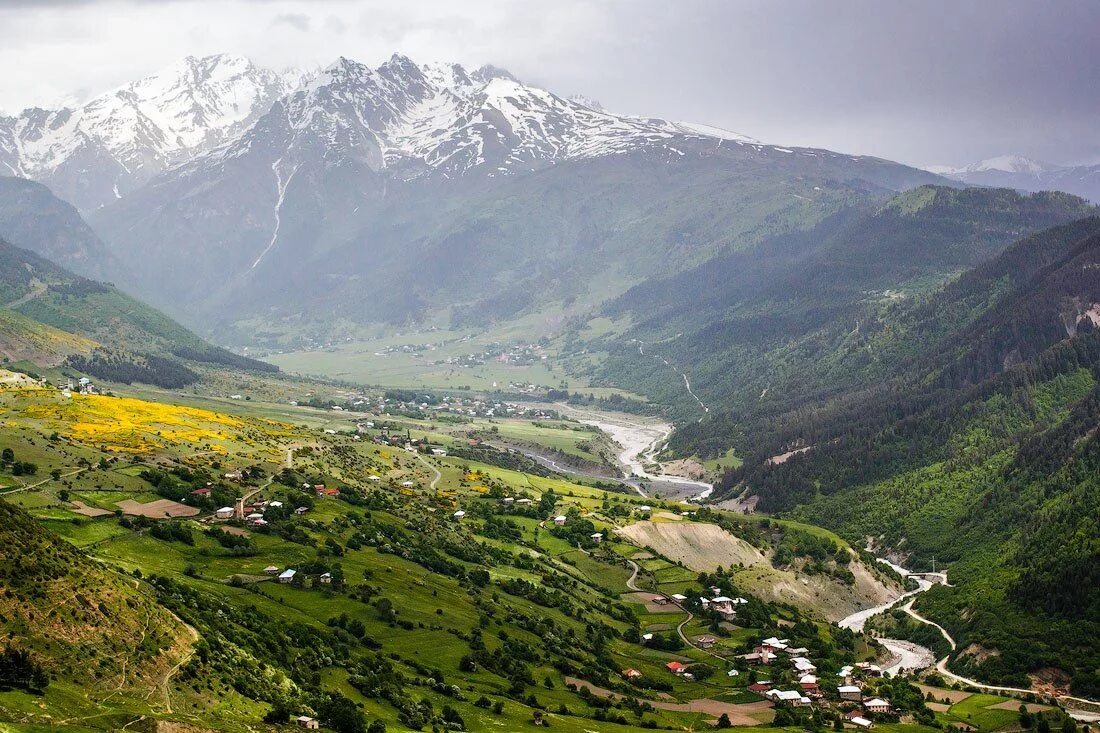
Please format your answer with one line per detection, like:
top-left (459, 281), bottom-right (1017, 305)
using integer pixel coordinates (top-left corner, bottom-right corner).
top-left (1, 7), bottom-right (1099, 733)
top-left (0, 345), bottom-right (1095, 733)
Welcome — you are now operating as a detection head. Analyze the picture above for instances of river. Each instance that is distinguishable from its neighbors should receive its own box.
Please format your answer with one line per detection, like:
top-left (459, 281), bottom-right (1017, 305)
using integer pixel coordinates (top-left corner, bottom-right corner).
top-left (838, 558), bottom-right (937, 675)
top-left (557, 405), bottom-right (714, 500)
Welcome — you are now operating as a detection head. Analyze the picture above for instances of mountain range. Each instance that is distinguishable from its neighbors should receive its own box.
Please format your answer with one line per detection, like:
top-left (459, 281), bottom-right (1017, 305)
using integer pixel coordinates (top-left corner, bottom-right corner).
top-left (71, 53), bottom-right (942, 340)
top-left (928, 154), bottom-right (1100, 204)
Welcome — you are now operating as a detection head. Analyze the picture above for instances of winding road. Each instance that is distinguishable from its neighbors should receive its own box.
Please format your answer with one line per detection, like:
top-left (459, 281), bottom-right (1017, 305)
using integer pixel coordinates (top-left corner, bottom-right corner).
top-left (625, 559), bottom-right (727, 664)
top-left (840, 560), bottom-right (1100, 717)
top-left (416, 453), bottom-right (442, 490)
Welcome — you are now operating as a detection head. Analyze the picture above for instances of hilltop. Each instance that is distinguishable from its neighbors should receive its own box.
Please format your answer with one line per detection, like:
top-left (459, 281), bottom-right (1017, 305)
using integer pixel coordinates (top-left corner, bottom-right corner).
top-left (0, 234), bottom-right (275, 385)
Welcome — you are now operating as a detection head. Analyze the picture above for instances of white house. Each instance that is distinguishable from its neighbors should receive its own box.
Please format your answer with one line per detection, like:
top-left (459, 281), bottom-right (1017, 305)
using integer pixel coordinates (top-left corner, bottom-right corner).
top-left (761, 636), bottom-right (789, 651)
top-left (278, 569), bottom-right (297, 583)
top-left (850, 717), bottom-right (874, 729)
top-left (766, 689), bottom-right (811, 706)
top-left (215, 507), bottom-right (235, 519)
top-left (863, 698), bottom-right (891, 714)
top-left (553, 515), bottom-right (567, 526)
top-left (319, 572), bottom-right (332, 584)
top-left (295, 716), bottom-right (320, 730)
top-left (792, 657), bottom-right (817, 673)
top-left (671, 593), bottom-right (687, 602)
top-left (368, 475), bottom-right (381, 482)
top-left (838, 685), bottom-right (862, 701)
top-left (590, 532), bottom-right (603, 543)
top-left (453, 510), bottom-right (466, 519)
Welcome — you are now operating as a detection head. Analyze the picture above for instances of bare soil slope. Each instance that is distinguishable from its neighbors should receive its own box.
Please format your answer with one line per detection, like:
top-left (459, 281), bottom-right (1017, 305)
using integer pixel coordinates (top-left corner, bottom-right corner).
top-left (616, 520), bottom-right (766, 570)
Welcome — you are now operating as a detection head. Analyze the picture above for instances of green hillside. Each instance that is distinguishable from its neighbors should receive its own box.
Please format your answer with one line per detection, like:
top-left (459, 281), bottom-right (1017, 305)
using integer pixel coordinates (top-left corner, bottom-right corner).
top-left (0, 498), bottom-right (195, 709)
top-left (703, 221), bottom-right (1100, 696)
top-left (0, 236), bottom-right (276, 383)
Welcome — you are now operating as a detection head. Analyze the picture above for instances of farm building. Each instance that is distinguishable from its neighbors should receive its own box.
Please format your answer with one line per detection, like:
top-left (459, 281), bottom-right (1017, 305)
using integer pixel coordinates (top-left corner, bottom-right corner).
top-left (278, 569), bottom-right (297, 583)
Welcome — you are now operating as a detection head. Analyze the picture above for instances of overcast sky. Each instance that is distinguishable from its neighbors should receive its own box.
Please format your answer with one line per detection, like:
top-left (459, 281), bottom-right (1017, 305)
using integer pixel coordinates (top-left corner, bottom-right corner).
top-left (1, 0), bottom-right (1097, 168)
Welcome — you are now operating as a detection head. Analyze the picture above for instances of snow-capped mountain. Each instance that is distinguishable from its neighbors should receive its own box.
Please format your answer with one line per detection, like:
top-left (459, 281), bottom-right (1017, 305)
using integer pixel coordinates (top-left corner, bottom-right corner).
top-left (0, 54), bottom-right (304, 211)
top-left (926, 154), bottom-right (1056, 176)
top-left (927, 154), bottom-right (1100, 203)
top-left (89, 53), bottom-right (943, 339)
top-left (204, 53), bottom-right (759, 181)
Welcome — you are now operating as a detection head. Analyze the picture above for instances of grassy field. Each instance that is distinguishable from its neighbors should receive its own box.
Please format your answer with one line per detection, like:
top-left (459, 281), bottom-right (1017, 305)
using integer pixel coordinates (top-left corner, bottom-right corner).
top-left (264, 323), bottom-right (645, 401)
top-left (0, 377), bottom-right (1037, 733)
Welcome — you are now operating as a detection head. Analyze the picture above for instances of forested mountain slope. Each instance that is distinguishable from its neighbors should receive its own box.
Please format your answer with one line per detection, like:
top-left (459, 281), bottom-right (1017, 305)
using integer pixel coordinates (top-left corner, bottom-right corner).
top-left (707, 220), bottom-right (1100, 696)
top-left (0, 237), bottom-right (275, 382)
top-left (0, 500), bottom-right (194, 692)
top-left (0, 176), bottom-right (120, 281)
top-left (584, 187), bottom-right (1096, 427)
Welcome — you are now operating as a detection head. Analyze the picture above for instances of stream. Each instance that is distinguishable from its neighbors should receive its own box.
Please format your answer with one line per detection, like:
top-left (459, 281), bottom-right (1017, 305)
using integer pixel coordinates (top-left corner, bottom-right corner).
top-left (839, 558), bottom-right (936, 676)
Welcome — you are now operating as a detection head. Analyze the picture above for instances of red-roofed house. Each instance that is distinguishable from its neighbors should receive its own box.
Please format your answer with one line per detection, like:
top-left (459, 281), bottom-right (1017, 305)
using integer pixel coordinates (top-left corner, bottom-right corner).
top-left (666, 661), bottom-right (686, 675)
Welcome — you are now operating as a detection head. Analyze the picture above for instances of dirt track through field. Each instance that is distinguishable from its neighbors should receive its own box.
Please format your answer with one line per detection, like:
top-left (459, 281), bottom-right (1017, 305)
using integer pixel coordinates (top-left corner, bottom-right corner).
top-left (564, 677), bottom-right (773, 725)
top-left (116, 498), bottom-right (199, 518)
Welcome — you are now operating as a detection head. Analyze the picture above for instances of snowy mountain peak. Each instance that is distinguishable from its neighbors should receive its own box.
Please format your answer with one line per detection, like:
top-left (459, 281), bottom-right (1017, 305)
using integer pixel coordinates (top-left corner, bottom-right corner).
top-left (929, 154), bottom-right (1058, 176)
top-left (224, 53), bottom-right (759, 180)
top-left (0, 53), bottom-right (302, 210)
top-left (965, 154), bottom-right (1055, 174)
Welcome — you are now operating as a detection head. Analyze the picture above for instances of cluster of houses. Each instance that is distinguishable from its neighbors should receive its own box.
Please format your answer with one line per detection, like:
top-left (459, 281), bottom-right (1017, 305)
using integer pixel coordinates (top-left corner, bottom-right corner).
top-left (213, 498), bottom-right (306, 524)
top-left (735, 637), bottom-right (891, 725)
top-left (501, 497), bottom-right (535, 508)
top-left (60, 377), bottom-right (97, 398)
top-left (310, 483), bottom-right (341, 498)
top-left (699, 587), bottom-right (750, 620)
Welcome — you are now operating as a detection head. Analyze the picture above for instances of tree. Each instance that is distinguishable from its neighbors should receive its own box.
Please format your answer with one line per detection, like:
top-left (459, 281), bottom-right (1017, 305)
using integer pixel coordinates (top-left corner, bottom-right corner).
top-left (1, 448), bottom-right (13, 465)
top-left (367, 721), bottom-right (386, 733)
top-left (716, 713), bottom-right (732, 728)
top-left (0, 646), bottom-right (49, 694)
top-left (263, 699), bottom-right (294, 724)
top-left (317, 693), bottom-right (366, 733)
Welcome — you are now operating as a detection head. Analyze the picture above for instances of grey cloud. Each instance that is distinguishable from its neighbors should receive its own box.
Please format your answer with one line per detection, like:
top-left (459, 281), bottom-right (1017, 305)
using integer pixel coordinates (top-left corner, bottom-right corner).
top-left (0, 0), bottom-right (1096, 167)
top-left (272, 12), bottom-right (310, 31)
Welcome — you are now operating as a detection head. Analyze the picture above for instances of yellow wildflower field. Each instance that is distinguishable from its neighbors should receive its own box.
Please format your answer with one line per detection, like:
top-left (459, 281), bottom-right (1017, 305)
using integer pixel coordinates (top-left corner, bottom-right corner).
top-left (5, 389), bottom-right (287, 455)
